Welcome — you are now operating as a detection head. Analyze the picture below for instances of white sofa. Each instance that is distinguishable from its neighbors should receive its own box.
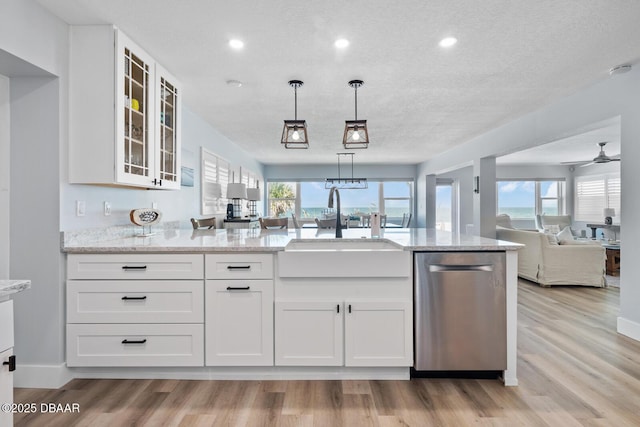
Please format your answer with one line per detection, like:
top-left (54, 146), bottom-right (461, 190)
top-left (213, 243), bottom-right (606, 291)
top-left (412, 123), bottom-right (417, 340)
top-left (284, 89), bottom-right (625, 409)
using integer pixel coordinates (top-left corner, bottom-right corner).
top-left (496, 220), bottom-right (606, 287)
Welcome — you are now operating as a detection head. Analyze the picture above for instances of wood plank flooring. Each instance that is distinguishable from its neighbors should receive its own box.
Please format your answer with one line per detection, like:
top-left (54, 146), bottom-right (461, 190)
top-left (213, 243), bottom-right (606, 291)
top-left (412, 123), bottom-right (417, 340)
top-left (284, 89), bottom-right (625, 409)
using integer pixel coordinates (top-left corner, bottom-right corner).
top-left (14, 280), bottom-right (640, 426)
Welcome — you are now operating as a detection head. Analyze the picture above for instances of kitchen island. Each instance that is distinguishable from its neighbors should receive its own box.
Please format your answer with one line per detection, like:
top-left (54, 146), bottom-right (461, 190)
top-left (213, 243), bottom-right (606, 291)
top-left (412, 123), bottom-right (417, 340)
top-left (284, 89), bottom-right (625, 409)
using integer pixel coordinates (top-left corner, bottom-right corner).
top-left (62, 225), bottom-right (521, 386)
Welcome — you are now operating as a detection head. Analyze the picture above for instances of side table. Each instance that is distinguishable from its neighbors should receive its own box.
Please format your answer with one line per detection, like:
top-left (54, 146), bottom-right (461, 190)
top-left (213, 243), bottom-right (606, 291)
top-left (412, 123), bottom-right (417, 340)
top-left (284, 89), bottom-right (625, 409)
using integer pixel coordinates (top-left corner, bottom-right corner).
top-left (602, 244), bottom-right (620, 276)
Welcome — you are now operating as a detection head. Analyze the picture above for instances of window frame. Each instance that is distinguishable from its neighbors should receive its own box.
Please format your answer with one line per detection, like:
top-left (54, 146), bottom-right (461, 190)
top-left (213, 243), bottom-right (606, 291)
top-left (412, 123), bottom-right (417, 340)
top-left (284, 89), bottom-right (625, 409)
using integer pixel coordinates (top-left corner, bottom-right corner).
top-left (496, 178), bottom-right (566, 220)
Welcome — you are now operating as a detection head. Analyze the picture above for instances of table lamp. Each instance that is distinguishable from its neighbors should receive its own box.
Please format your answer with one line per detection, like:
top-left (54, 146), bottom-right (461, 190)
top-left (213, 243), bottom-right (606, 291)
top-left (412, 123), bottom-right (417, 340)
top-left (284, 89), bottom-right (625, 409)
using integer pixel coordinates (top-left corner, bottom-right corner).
top-left (246, 187), bottom-right (261, 217)
top-left (603, 208), bottom-right (615, 225)
top-left (227, 183), bottom-right (247, 218)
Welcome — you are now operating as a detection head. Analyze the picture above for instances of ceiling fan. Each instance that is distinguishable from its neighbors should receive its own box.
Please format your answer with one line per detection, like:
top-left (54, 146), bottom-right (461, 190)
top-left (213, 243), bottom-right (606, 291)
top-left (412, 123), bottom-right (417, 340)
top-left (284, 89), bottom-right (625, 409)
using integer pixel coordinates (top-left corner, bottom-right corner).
top-left (562, 142), bottom-right (621, 167)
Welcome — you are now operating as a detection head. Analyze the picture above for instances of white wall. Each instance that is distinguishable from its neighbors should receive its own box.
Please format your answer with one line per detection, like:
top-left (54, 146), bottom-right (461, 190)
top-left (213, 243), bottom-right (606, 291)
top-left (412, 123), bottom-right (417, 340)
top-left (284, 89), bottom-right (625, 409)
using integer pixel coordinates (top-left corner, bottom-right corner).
top-left (417, 67), bottom-right (640, 341)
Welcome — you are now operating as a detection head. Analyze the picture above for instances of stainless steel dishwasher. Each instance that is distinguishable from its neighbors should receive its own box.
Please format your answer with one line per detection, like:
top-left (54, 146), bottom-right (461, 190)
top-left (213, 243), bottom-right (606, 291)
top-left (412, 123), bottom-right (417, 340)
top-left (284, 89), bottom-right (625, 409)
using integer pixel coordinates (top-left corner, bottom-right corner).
top-left (414, 252), bottom-right (506, 372)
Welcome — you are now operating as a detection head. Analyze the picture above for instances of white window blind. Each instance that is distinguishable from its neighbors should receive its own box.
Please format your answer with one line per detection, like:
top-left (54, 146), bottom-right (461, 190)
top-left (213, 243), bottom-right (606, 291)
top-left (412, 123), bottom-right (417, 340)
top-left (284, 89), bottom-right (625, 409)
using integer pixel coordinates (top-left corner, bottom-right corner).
top-left (574, 173), bottom-right (620, 222)
top-left (200, 148), bottom-right (230, 215)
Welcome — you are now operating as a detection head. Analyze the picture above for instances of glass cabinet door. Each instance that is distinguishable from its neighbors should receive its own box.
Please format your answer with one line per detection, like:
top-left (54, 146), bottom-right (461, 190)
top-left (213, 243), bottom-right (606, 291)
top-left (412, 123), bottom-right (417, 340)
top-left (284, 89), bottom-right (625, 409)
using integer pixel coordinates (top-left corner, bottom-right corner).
top-left (156, 65), bottom-right (181, 189)
top-left (116, 33), bottom-right (156, 187)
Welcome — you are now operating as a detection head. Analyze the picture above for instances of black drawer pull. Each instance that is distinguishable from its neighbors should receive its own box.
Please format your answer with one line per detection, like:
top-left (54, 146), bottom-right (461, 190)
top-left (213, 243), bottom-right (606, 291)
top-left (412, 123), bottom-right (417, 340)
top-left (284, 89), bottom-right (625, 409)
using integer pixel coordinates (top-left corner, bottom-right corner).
top-left (122, 339), bottom-right (147, 344)
top-left (348, 304), bottom-right (352, 314)
top-left (337, 304), bottom-right (340, 314)
top-left (227, 265), bottom-right (251, 270)
top-left (3, 355), bottom-right (16, 372)
top-left (226, 286), bottom-right (250, 291)
top-left (122, 265), bottom-right (147, 271)
top-left (122, 296), bottom-right (147, 301)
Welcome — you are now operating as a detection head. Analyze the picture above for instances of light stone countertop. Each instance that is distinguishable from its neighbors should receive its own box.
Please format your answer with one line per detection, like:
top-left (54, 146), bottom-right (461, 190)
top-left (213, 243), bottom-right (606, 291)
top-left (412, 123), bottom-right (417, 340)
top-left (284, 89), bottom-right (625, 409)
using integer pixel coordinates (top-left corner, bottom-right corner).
top-left (61, 223), bottom-right (523, 253)
top-left (0, 279), bottom-right (31, 297)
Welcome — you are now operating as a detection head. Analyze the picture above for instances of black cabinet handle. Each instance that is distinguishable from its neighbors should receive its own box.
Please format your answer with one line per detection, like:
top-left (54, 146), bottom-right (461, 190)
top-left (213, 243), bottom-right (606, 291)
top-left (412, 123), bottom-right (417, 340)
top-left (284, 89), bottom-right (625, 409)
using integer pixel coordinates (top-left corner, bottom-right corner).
top-left (227, 265), bottom-right (251, 270)
top-left (3, 355), bottom-right (16, 372)
top-left (153, 178), bottom-right (163, 186)
top-left (122, 265), bottom-right (147, 270)
top-left (337, 304), bottom-right (340, 314)
top-left (348, 304), bottom-right (352, 314)
top-left (226, 286), bottom-right (250, 291)
top-left (122, 296), bottom-right (147, 300)
top-left (122, 339), bottom-right (147, 344)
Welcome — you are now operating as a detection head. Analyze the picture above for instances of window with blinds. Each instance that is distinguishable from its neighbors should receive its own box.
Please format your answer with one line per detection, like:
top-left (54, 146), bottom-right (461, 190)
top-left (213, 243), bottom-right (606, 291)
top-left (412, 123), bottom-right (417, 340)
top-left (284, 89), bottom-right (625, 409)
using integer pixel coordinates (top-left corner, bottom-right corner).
top-left (200, 148), bottom-right (230, 215)
top-left (574, 173), bottom-right (621, 222)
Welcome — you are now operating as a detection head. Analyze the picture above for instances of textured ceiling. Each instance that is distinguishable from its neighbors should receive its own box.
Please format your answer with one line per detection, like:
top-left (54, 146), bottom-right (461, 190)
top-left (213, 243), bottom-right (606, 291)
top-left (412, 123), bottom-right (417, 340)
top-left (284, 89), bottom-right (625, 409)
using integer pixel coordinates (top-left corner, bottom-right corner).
top-left (38, 0), bottom-right (640, 165)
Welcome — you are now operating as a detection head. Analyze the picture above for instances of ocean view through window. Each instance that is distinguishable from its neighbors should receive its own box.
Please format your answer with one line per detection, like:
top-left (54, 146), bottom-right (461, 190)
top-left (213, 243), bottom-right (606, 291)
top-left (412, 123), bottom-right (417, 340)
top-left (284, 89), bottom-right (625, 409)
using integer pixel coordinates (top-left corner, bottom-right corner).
top-left (268, 180), bottom-right (413, 226)
top-left (497, 179), bottom-right (564, 219)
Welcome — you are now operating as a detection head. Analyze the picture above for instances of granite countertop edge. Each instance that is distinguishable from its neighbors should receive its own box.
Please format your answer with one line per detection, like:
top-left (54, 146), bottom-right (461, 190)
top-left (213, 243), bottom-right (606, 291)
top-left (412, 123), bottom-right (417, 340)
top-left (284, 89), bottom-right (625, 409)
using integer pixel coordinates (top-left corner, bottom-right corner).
top-left (61, 224), bottom-right (523, 254)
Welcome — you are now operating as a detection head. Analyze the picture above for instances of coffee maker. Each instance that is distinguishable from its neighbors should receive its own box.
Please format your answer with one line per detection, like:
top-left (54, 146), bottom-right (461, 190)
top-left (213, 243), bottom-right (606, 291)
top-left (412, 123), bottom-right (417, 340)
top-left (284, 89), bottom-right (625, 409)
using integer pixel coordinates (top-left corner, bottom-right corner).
top-left (226, 203), bottom-right (234, 220)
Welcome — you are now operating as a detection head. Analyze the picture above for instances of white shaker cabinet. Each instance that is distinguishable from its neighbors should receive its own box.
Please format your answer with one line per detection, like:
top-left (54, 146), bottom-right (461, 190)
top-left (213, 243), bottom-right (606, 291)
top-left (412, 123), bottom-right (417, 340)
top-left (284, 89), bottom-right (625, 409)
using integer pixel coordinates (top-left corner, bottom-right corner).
top-left (275, 301), bottom-right (344, 366)
top-left (66, 254), bottom-right (204, 367)
top-left (205, 280), bottom-right (273, 366)
top-left (70, 25), bottom-right (181, 189)
top-left (205, 254), bottom-right (274, 366)
top-left (275, 299), bottom-right (412, 367)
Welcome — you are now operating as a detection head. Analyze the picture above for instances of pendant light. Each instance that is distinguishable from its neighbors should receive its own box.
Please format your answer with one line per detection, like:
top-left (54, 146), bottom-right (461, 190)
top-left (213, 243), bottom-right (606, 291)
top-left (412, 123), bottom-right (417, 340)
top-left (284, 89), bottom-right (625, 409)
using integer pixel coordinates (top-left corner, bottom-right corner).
top-left (343, 79), bottom-right (369, 149)
top-left (281, 80), bottom-right (309, 149)
top-left (325, 152), bottom-right (368, 189)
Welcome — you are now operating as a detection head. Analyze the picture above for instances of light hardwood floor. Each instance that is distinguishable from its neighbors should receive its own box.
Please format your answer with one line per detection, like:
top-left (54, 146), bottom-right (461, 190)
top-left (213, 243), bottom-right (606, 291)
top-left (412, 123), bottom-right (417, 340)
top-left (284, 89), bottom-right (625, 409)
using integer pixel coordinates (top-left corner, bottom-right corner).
top-left (14, 280), bottom-right (640, 426)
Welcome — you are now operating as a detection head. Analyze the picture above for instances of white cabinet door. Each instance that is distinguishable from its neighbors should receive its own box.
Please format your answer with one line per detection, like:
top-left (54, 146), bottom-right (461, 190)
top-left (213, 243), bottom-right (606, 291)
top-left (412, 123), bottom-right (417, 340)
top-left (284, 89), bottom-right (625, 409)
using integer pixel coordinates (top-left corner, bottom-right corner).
top-left (205, 280), bottom-right (273, 366)
top-left (115, 30), bottom-right (157, 188)
top-left (275, 301), bottom-right (343, 366)
top-left (344, 300), bottom-right (413, 367)
top-left (154, 63), bottom-right (181, 189)
top-left (0, 348), bottom-right (13, 427)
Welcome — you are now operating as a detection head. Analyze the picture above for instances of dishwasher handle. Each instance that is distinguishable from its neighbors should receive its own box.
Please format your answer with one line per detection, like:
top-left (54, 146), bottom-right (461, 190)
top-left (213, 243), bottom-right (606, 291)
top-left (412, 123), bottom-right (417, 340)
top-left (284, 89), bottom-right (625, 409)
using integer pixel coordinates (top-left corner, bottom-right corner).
top-left (428, 264), bottom-right (494, 272)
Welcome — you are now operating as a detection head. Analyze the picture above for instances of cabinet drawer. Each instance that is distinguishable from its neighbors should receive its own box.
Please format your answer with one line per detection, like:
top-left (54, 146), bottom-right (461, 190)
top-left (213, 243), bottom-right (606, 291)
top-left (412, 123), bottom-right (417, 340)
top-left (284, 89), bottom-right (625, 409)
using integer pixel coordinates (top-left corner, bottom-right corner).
top-left (66, 323), bottom-right (204, 367)
top-left (205, 254), bottom-right (273, 279)
top-left (67, 280), bottom-right (204, 323)
top-left (67, 254), bottom-right (204, 280)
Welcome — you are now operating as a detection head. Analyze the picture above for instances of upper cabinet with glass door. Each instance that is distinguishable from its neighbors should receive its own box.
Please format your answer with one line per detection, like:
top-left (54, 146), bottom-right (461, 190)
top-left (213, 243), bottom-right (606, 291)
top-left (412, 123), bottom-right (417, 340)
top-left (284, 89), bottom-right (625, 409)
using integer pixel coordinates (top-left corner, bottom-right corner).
top-left (69, 25), bottom-right (181, 190)
top-left (154, 65), bottom-right (181, 189)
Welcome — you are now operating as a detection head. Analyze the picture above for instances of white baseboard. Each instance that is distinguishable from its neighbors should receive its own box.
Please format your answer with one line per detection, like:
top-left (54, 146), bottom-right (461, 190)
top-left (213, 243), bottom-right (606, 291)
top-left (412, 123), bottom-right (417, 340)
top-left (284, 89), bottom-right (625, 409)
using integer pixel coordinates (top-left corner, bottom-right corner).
top-left (71, 366), bottom-right (410, 381)
top-left (617, 316), bottom-right (640, 342)
top-left (14, 363), bottom-right (73, 389)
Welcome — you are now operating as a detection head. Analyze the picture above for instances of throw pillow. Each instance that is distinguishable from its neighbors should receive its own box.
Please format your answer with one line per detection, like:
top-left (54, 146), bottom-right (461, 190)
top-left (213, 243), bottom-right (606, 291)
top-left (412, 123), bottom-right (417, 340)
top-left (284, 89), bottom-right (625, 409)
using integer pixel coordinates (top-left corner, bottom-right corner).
top-left (557, 226), bottom-right (575, 244)
top-left (543, 224), bottom-right (560, 234)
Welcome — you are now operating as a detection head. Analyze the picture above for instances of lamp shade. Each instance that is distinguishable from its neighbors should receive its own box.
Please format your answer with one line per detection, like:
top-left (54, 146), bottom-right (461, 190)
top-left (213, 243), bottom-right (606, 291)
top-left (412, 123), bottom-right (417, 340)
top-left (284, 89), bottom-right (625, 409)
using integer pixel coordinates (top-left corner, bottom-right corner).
top-left (246, 188), bottom-right (261, 201)
top-left (603, 208), bottom-right (615, 218)
top-left (226, 183), bottom-right (247, 199)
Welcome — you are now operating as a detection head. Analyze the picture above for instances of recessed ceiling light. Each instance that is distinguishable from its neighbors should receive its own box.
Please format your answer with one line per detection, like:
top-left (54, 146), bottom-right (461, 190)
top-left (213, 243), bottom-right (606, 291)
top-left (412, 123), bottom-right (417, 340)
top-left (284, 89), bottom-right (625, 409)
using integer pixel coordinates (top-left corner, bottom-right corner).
top-left (226, 79), bottom-right (243, 87)
top-left (229, 39), bottom-right (244, 49)
top-left (439, 37), bottom-right (457, 48)
top-left (335, 39), bottom-right (350, 49)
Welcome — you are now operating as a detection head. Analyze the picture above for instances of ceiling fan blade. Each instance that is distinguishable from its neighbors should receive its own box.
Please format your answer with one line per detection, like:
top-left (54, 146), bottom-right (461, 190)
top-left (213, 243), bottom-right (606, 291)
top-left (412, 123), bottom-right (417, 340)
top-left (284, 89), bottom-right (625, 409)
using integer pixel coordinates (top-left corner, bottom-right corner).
top-left (561, 160), bottom-right (589, 165)
top-left (579, 161), bottom-right (595, 168)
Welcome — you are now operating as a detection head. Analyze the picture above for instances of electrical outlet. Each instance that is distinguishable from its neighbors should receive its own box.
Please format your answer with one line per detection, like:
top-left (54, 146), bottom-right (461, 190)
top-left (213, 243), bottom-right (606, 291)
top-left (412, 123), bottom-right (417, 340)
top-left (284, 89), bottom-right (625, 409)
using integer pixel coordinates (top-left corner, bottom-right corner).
top-left (76, 200), bottom-right (86, 217)
top-left (104, 201), bottom-right (111, 216)
top-left (151, 202), bottom-right (158, 209)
